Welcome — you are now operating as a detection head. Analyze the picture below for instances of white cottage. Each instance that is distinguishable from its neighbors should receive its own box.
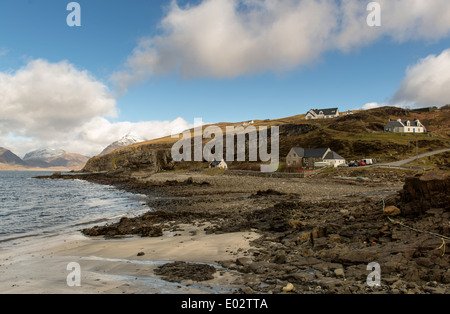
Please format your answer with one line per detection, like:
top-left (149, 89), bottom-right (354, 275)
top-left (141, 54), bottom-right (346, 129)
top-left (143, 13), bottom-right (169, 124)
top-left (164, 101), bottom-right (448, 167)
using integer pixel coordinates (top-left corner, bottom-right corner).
top-left (384, 119), bottom-right (426, 133)
top-left (306, 108), bottom-right (339, 120)
top-left (209, 159), bottom-right (230, 169)
top-left (323, 151), bottom-right (346, 167)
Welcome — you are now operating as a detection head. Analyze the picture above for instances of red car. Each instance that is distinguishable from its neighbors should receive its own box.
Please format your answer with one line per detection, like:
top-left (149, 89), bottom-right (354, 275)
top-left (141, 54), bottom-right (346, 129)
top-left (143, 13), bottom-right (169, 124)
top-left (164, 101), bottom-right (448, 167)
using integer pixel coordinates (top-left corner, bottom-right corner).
top-left (357, 161), bottom-right (366, 166)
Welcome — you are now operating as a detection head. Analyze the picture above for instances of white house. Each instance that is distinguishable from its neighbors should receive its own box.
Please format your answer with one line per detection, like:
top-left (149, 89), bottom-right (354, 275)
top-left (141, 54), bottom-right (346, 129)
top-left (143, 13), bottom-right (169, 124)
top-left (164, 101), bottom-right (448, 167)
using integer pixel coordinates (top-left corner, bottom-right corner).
top-left (306, 108), bottom-right (339, 120)
top-left (209, 159), bottom-right (230, 169)
top-left (323, 151), bottom-right (346, 167)
top-left (384, 119), bottom-right (426, 133)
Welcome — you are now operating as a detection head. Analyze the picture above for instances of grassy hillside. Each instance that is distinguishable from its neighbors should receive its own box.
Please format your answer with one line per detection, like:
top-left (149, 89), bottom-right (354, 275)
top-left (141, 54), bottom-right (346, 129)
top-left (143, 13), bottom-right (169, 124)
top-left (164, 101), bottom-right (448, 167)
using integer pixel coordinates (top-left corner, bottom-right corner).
top-left (83, 106), bottom-right (450, 172)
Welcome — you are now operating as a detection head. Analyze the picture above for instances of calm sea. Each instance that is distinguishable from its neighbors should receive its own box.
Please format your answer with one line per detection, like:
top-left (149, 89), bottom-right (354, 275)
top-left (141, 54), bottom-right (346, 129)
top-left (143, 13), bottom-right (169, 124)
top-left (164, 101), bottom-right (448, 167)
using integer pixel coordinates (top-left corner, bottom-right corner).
top-left (0, 171), bottom-right (149, 247)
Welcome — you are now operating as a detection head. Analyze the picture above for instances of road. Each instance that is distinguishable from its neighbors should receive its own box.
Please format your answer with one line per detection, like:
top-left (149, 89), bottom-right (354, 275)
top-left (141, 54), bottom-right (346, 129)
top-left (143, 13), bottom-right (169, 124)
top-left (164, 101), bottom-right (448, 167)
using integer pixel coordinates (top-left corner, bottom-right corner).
top-left (376, 147), bottom-right (450, 167)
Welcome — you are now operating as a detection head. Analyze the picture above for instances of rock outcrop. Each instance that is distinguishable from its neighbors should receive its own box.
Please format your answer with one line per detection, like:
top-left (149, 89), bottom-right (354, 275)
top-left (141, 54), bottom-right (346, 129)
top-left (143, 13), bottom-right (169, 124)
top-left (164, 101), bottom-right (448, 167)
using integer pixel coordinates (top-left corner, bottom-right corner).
top-left (398, 170), bottom-right (450, 215)
top-left (82, 145), bottom-right (173, 173)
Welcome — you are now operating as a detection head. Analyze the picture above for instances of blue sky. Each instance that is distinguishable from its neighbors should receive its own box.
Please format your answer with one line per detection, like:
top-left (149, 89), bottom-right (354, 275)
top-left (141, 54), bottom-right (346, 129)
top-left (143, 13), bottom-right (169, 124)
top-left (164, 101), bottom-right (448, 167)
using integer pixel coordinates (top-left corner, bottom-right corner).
top-left (1, 0), bottom-right (449, 156)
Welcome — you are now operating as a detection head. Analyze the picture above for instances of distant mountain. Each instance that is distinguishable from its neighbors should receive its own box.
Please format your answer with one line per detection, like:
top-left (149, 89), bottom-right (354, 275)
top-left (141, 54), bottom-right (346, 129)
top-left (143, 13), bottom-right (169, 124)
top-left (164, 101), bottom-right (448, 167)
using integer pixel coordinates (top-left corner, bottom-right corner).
top-left (23, 148), bottom-right (89, 169)
top-left (23, 148), bottom-right (66, 161)
top-left (99, 135), bottom-right (144, 156)
top-left (0, 147), bottom-right (27, 166)
top-left (44, 152), bottom-right (90, 169)
top-left (0, 147), bottom-right (89, 171)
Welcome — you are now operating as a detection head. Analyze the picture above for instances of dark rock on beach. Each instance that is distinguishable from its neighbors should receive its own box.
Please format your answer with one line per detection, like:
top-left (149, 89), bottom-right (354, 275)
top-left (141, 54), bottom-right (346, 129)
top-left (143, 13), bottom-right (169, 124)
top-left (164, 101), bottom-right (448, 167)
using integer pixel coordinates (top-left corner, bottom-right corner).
top-left (154, 261), bottom-right (217, 282)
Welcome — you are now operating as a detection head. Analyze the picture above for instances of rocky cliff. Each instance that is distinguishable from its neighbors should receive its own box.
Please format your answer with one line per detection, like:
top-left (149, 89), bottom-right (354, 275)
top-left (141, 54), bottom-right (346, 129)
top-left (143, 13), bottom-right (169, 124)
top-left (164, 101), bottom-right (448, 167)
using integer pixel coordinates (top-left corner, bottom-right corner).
top-left (82, 144), bottom-right (173, 174)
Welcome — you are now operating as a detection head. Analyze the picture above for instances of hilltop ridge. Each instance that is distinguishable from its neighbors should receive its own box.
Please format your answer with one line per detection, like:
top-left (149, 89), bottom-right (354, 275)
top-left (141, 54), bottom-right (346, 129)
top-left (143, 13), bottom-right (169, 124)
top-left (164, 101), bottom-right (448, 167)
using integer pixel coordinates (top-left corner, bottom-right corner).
top-left (82, 106), bottom-right (450, 173)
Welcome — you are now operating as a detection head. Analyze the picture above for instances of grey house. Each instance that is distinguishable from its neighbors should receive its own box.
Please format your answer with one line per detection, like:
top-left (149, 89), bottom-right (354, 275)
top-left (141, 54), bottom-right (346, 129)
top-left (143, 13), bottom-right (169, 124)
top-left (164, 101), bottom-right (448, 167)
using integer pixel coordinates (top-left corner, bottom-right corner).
top-left (287, 147), bottom-right (346, 168)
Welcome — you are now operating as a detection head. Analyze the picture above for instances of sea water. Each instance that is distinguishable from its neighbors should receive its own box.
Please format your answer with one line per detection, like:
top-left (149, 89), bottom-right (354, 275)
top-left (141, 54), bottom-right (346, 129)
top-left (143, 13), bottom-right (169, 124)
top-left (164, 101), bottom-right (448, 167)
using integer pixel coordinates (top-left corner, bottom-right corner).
top-left (0, 171), bottom-right (149, 247)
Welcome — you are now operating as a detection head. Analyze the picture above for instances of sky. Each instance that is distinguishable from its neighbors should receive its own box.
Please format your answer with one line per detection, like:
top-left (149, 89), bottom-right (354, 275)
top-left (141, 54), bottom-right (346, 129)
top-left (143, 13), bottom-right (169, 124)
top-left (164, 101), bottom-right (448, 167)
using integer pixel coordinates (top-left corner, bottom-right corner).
top-left (1, 0), bottom-right (450, 157)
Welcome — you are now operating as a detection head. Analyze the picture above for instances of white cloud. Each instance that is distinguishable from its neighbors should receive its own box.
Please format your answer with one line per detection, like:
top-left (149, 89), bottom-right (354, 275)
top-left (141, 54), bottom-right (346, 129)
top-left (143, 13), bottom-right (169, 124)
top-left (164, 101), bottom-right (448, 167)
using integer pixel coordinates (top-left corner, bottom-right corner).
top-left (74, 116), bottom-right (193, 156)
top-left (361, 102), bottom-right (386, 110)
top-left (0, 59), bottom-right (194, 157)
top-left (0, 59), bottom-right (117, 138)
top-left (1, 117), bottom-right (193, 158)
top-left (378, 0), bottom-right (450, 42)
top-left (391, 48), bottom-right (450, 107)
top-left (111, 0), bottom-right (450, 92)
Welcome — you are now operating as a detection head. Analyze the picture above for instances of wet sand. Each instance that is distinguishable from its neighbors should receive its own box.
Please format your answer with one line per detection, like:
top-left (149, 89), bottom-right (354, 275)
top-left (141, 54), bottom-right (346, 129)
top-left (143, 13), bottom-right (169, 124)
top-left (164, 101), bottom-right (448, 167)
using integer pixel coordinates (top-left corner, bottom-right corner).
top-left (0, 223), bottom-right (258, 294)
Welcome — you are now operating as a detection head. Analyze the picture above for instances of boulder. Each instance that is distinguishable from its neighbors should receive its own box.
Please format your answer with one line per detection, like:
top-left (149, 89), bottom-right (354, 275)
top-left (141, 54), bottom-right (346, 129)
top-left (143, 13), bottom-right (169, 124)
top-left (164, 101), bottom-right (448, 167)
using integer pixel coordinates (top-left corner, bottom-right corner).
top-left (334, 268), bottom-right (345, 278)
top-left (383, 206), bottom-right (401, 217)
top-left (236, 257), bottom-right (252, 266)
top-left (282, 283), bottom-right (294, 292)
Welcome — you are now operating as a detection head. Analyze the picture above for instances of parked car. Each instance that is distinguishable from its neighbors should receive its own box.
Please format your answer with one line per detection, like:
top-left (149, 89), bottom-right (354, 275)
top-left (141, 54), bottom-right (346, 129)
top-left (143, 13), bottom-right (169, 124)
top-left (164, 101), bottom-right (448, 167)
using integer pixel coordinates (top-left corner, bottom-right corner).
top-left (348, 162), bottom-right (357, 167)
top-left (357, 161), bottom-right (367, 167)
top-left (338, 163), bottom-right (349, 167)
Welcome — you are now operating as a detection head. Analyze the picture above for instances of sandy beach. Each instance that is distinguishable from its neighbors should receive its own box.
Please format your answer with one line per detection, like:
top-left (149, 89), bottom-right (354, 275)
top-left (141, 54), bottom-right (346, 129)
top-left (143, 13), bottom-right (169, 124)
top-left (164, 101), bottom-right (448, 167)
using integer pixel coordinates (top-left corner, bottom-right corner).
top-left (0, 222), bottom-right (259, 294)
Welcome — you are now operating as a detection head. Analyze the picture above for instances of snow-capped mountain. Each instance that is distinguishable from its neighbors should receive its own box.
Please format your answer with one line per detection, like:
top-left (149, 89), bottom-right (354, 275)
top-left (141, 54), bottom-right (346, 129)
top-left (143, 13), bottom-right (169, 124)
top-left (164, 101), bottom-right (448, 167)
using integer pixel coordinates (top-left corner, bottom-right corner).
top-left (23, 148), bottom-right (89, 169)
top-left (99, 134), bottom-right (146, 156)
top-left (23, 148), bottom-right (66, 161)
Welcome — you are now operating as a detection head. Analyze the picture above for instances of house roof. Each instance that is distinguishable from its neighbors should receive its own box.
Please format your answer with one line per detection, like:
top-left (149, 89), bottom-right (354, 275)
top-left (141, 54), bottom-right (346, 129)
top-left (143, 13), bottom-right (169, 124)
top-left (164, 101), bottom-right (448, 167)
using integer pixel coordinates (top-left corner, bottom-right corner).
top-left (403, 120), bottom-right (422, 127)
top-left (289, 147), bottom-right (330, 158)
top-left (324, 151), bottom-right (345, 160)
top-left (290, 147), bottom-right (304, 156)
top-left (385, 121), bottom-right (404, 128)
top-left (210, 160), bottom-right (230, 166)
top-left (309, 108), bottom-right (339, 116)
top-left (385, 120), bottom-right (424, 128)
top-left (304, 148), bottom-right (330, 158)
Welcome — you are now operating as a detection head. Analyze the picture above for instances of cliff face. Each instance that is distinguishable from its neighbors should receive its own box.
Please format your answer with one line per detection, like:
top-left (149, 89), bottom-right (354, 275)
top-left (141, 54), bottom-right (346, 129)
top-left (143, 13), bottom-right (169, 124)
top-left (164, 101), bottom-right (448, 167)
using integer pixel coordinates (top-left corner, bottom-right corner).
top-left (82, 145), bottom-right (173, 173)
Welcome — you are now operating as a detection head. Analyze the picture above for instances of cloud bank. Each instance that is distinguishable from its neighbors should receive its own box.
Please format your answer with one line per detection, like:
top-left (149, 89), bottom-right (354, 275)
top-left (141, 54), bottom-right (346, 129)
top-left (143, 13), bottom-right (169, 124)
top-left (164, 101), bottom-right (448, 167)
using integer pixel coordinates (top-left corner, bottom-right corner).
top-left (111, 0), bottom-right (450, 92)
top-left (0, 59), bottom-right (193, 157)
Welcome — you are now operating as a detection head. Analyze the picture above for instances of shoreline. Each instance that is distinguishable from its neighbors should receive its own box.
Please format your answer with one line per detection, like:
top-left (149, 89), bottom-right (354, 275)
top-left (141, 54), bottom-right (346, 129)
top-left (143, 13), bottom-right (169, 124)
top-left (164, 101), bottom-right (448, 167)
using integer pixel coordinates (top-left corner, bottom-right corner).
top-left (1, 168), bottom-right (449, 294)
